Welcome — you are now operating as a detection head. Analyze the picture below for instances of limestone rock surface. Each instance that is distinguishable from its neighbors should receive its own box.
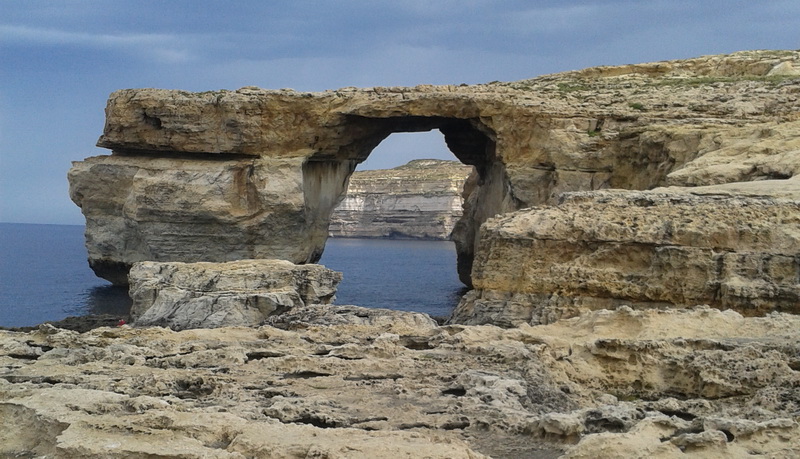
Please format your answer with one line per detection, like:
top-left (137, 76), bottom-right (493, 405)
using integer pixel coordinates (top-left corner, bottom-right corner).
top-left (69, 155), bottom-right (349, 285)
top-left (452, 181), bottom-right (800, 327)
top-left (329, 159), bottom-right (473, 239)
top-left (663, 121), bottom-right (800, 187)
top-left (129, 259), bottom-right (342, 330)
top-left (68, 50), bottom-right (800, 286)
top-left (265, 303), bottom-right (440, 332)
top-left (2, 306), bottom-right (798, 458)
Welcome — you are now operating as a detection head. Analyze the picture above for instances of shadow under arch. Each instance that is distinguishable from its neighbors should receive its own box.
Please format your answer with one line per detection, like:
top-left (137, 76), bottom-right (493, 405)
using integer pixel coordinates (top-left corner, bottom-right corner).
top-left (303, 114), bottom-right (517, 288)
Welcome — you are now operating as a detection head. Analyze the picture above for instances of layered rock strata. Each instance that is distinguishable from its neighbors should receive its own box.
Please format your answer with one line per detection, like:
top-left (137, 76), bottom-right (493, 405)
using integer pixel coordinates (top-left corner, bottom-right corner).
top-left (2, 306), bottom-right (798, 458)
top-left (68, 50), bottom-right (800, 287)
top-left (452, 180), bottom-right (800, 327)
top-left (129, 259), bottom-right (342, 330)
top-left (328, 159), bottom-right (473, 239)
top-left (44, 50), bottom-right (800, 458)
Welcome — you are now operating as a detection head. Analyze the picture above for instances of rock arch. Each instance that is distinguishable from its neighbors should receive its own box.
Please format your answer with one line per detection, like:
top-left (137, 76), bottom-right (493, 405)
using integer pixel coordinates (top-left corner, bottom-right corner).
top-left (302, 114), bottom-right (505, 285)
top-left (68, 82), bottom-right (697, 286)
top-left (70, 88), bottom-right (526, 285)
top-left (67, 51), bottom-right (800, 326)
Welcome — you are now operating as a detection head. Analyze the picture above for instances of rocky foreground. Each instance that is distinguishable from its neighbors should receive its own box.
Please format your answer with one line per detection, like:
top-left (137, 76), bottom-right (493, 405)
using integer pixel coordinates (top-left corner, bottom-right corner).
top-left (2, 305), bottom-right (799, 458)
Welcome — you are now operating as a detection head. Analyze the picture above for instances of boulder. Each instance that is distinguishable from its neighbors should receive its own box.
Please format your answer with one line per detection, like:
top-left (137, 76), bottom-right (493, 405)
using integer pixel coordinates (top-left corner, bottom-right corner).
top-left (128, 259), bottom-right (342, 330)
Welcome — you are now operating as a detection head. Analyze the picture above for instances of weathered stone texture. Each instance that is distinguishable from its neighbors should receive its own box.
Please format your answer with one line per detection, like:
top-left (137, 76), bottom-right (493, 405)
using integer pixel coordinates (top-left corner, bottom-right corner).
top-left (68, 155), bottom-right (323, 284)
top-left (452, 184), bottom-right (800, 326)
top-left (69, 50), bottom-right (800, 287)
top-left (329, 159), bottom-right (473, 239)
top-left (2, 306), bottom-right (799, 458)
top-left (128, 259), bottom-right (342, 330)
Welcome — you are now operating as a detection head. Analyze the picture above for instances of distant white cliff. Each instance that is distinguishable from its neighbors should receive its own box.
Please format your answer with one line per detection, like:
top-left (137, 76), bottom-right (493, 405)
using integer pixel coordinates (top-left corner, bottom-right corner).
top-left (328, 159), bottom-right (474, 240)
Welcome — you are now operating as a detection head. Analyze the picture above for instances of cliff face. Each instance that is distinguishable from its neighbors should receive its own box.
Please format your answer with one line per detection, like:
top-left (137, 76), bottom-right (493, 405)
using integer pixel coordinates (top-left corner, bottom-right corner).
top-left (68, 50), bottom-right (800, 292)
top-left (328, 159), bottom-right (473, 239)
top-left (451, 183), bottom-right (800, 327)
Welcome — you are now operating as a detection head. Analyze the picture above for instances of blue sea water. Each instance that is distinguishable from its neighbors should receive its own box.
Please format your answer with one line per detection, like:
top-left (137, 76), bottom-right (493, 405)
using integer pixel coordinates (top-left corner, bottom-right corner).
top-left (0, 223), bottom-right (131, 327)
top-left (320, 238), bottom-right (466, 318)
top-left (0, 223), bottom-right (465, 327)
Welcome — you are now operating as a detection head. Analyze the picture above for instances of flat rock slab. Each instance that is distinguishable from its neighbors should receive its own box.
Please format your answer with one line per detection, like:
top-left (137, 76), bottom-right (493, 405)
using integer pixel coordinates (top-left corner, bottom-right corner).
top-left (265, 303), bottom-right (441, 337)
top-left (2, 306), bottom-right (798, 458)
top-left (129, 259), bottom-right (342, 330)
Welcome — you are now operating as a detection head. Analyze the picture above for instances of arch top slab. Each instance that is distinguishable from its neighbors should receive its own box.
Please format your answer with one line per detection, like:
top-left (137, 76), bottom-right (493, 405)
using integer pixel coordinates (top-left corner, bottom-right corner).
top-left (96, 86), bottom-right (505, 160)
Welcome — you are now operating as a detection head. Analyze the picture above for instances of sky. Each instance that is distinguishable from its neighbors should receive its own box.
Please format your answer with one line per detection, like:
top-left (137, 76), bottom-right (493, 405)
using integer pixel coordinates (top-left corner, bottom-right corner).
top-left (1, 1), bottom-right (798, 225)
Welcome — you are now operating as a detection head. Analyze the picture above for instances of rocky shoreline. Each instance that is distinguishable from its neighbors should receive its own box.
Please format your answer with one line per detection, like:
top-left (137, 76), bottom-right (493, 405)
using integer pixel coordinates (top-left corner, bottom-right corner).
top-left (2, 305), bottom-right (798, 458)
top-left (2, 50), bottom-right (799, 457)
top-left (0, 314), bottom-right (129, 334)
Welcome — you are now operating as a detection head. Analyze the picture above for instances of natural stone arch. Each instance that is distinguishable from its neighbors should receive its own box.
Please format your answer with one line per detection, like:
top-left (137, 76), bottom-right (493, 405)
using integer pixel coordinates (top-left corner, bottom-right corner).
top-left (65, 50), bottom-right (800, 331)
top-left (302, 115), bottom-right (506, 286)
top-left (70, 83), bottom-right (690, 287)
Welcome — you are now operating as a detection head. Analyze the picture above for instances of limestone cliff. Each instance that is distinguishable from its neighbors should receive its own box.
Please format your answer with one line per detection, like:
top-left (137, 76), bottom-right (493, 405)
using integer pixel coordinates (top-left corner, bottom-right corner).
top-left (328, 159), bottom-right (473, 239)
top-left (451, 182), bottom-right (800, 327)
top-left (41, 49), bottom-right (800, 458)
top-left (68, 50), bottom-right (800, 291)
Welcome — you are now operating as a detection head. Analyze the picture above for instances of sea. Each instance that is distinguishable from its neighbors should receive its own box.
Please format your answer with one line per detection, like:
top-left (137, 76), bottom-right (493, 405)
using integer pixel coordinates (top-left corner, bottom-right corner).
top-left (0, 223), bottom-right (466, 328)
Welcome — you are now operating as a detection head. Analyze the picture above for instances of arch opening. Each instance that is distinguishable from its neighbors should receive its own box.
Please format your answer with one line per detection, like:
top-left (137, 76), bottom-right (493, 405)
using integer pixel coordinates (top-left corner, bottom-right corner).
top-left (329, 130), bottom-right (471, 240)
top-left (339, 115), bottom-right (497, 181)
top-left (320, 130), bottom-right (471, 319)
top-left (303, 115), bottom-right (510, 317)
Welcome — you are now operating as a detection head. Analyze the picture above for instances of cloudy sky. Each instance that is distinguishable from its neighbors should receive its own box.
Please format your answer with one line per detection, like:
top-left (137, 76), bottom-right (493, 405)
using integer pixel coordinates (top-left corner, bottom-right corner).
top-left (1, 1), bottom-right (798, 224)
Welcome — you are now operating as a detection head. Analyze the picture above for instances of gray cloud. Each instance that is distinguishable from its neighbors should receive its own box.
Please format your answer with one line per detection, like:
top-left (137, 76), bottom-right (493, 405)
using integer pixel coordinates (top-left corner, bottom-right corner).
top-left (0, 25), bottom-right (195, 63)
top-left (1, 0), bottom-right (798, 224)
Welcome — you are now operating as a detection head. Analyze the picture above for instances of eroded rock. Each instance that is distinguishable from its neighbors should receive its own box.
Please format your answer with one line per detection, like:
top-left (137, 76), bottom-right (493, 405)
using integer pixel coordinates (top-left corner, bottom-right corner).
top-left (452, 184), bottom-right (800, 326)
top-left (2, 306), bottom-right (798, 458)
top-left (265, 303), bottom-right (439, 332)
top-left (69, 50), bottom-right (800, 287)
top-left (52, 51), bottom-right (800, 457)
top-left (128, 259), bottom-right (342, 330)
